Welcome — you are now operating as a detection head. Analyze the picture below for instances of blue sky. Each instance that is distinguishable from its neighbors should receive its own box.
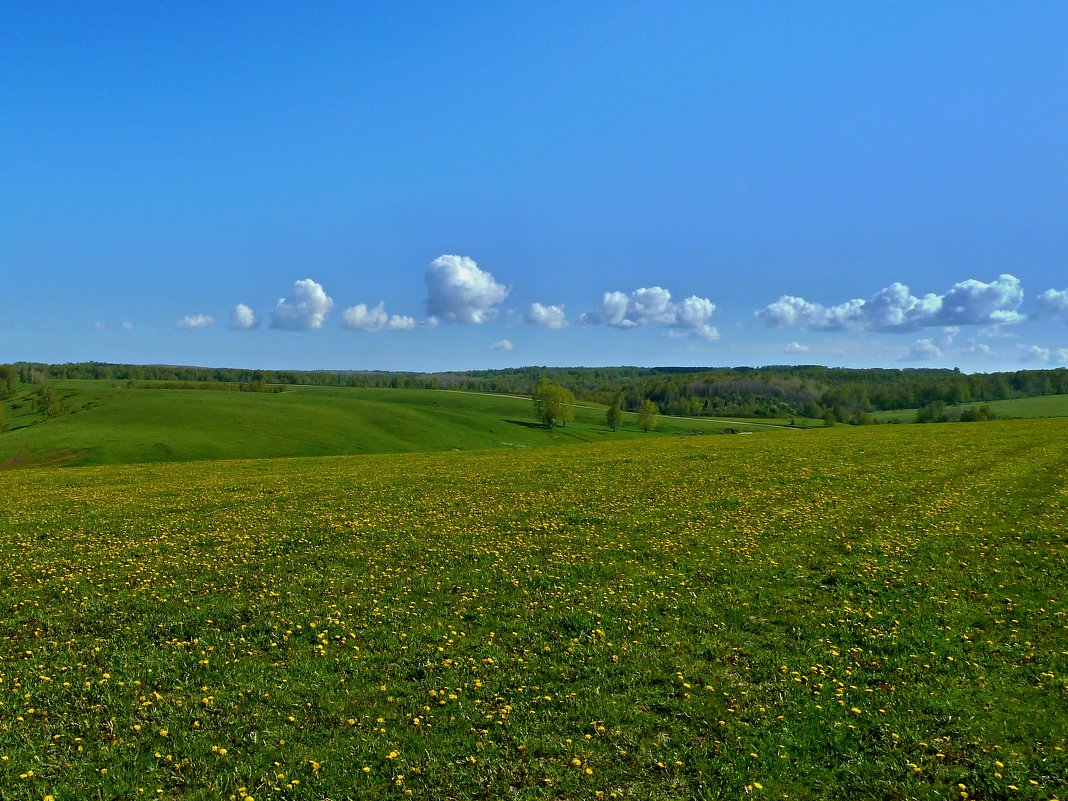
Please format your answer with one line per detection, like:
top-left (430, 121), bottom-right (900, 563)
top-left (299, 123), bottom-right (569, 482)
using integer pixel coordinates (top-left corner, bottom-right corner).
top-left (2, 2), bottom-right (1066, 372)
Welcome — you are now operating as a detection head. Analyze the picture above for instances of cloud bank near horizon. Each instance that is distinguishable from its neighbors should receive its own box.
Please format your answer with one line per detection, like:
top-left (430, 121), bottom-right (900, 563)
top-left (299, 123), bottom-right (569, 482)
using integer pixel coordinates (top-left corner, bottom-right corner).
top-left (143, 262), bottom-right (1066, 370)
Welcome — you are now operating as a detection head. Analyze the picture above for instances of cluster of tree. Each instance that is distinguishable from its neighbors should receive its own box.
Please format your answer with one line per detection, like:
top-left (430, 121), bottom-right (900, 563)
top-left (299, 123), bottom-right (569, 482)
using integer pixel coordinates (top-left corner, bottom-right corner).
top-left (535, 380), bottom-right (660, 432)
top-left (915, 401), bottom-right (999, 423)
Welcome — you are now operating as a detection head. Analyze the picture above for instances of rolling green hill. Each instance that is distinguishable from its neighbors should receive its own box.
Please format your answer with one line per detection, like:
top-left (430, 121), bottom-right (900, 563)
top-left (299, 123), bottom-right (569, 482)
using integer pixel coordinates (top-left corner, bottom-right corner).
top-left (0, 381), bottom-right (776, 468)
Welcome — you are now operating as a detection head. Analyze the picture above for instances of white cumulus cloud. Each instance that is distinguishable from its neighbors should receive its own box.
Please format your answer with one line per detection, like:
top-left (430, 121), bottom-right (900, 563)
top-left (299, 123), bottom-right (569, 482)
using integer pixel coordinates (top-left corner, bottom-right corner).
top-left (900, 338), bottom-right (944, 362)
top-left (121, 321), bottom-right (134, 330)
top-left (1057, 348), bottom-right (1068, 365)
top-left (270, 279), bottom-right (333, 330)
top-left (582, 287), bottom-right (719, 340)
top-left (229, 303), bottom-right (259, 330)
top-left (425, 255), bottom-right (508, 324)
top-left (341, 301), bottom-right (417, 332)
top-left (784, 341), bottom-right (809, 353)
top-left (527, 303), bottom-right (568, 329)
top-left (755, 295), bottom-right (865, 330)
top-left (176, 314), bottom-right (214, 330)
top-left (757, 274), bottom-right (1024, 332)
top-left (491, 339), bottom-right (514, 352)
top-left (1037, 288), bottom-right (1068, 319)
top-left (938, 275), bottom-right (1024, 326)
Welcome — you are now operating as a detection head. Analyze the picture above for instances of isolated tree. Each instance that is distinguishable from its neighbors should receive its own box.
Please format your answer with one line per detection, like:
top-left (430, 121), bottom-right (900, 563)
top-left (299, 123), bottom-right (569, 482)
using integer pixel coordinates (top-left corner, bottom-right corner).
top-left (637, 399), bottom-right (659, 432)
top-left (36, 385), bottom-right (63, 418)
top-left (532, 378), bottom-right (575, 428)
top-left (606, 402), bottom-right (623, 431)
top-left (823, 410), bottom-right (836, 427)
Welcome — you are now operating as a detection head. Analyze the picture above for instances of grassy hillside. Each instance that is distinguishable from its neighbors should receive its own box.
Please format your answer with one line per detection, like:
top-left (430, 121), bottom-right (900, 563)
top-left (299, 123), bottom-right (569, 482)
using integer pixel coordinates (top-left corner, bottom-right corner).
top-left (1, 420), bottom-right (1064, 799)
top-left (870, 393), bottom-right (1068, 423)
top-left (0, 382), bottom-right (770, 468)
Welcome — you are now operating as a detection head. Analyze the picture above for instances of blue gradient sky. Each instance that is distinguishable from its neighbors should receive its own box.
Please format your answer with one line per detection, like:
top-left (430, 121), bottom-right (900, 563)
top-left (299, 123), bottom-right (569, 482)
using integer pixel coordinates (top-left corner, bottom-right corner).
top-left (2, 2), bottom-right (1066, 371)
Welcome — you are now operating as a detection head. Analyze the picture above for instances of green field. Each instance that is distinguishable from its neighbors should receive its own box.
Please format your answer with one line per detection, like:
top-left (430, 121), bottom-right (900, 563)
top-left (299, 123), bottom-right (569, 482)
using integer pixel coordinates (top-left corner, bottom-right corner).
top-left (0, 382), bottom-right (767, 469)
top-left (1, 420), bottom-right (1064, 799)
top-left (871, 394), bottom-right (1068, 423)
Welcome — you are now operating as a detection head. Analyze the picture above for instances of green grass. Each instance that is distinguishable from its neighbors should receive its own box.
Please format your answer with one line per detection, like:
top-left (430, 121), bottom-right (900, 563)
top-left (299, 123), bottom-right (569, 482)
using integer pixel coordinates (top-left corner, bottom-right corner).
top-left (871, 393), bottom-right (1068, 423)
top-left (0, 382), bottom-right (770, 468)
top-left (0, 420), bottom-right (1064, 799)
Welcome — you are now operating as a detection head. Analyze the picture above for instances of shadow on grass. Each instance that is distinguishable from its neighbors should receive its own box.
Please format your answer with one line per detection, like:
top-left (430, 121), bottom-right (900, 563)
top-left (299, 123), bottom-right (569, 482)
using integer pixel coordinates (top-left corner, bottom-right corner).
top-left (505, 419), bottom-right (551, 430)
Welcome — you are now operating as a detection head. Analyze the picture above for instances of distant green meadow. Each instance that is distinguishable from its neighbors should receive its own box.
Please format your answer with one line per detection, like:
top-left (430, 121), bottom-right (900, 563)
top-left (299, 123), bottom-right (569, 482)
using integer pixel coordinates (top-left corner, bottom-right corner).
top-left (1, 418), bottom-right (1064, 799)
top-left (0, 382), bottom-right (769, 469)
top-left (870, 393), bottom-right (1068, 424)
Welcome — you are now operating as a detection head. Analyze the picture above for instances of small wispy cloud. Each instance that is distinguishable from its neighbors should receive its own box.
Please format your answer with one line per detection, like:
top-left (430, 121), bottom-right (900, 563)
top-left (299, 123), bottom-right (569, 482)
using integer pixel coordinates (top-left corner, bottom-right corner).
top-left (176, 314), bottom-right (215, 330)
top-left (899, 338), bottom-right (943, 362)
top-left (1017, 344), bottom-right (1051, 363)
top-left (491, 338), bottom-right (514, 352)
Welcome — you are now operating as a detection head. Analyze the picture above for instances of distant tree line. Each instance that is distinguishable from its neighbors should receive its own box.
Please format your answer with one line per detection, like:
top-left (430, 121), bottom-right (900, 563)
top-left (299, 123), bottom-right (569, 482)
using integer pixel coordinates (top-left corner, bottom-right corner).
top-left (460, 364), bottom-right (1067, 423)
top-left (4, 361), bottom-right (1067, 424)
top-left (127, 380), bottom-right (285, 393)
top-left (7, 362), bottom-right (442, 390)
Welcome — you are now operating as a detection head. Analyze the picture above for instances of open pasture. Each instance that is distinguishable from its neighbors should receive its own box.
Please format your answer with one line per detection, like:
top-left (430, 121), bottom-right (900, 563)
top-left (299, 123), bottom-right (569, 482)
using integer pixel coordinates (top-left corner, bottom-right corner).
top-left (0, 421), bottom-right (1065, 799)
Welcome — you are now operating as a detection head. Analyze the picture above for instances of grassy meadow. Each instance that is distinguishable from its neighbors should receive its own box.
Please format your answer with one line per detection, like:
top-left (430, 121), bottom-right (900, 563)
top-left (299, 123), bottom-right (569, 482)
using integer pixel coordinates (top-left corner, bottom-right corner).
top-left (870, 394), bottom-right (1068, 424)
top-left (1, 419), bottom-right (1065, 799)
top-left (0, 382), bottom-right (762, 469)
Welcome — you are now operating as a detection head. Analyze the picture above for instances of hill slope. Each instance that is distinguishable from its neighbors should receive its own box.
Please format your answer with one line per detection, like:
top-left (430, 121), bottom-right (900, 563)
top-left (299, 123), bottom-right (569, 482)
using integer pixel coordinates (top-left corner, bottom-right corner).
top-left (0, 382), bottom-right (769, 468)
